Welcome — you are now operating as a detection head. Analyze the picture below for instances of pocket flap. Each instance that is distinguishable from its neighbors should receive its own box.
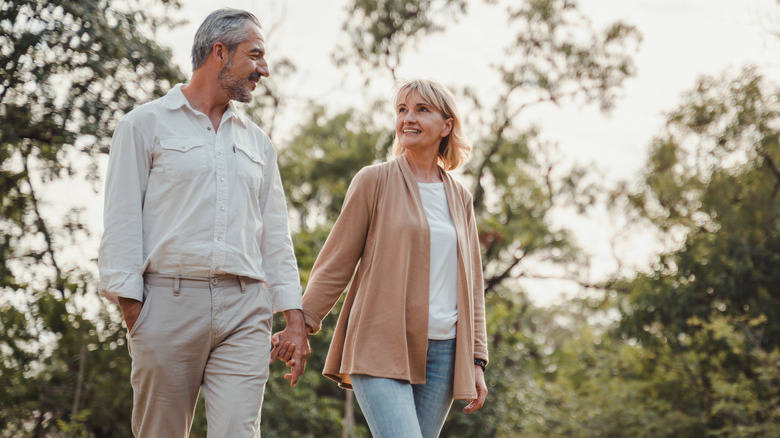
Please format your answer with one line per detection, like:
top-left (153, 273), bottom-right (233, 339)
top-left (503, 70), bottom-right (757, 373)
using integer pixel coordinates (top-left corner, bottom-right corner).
top-left (159, 138), bottom-right (205, 152)
top-left (234, 143), bottom-right (265, 165)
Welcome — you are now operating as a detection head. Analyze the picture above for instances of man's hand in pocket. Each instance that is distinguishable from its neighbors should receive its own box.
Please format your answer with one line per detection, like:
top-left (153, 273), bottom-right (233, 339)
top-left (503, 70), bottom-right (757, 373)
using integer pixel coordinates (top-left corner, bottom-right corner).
top-left (119, 297), bottom-right (144, 332)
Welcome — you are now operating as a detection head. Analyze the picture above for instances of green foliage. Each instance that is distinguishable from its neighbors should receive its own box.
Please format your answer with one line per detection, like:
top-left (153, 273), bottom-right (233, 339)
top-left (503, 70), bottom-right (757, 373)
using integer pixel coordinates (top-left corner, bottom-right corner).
top-left (502, 0), bottom-right (641, 111)
top-left (614, 68), bottom-right (780, 435)
top-left (336, 0), bottom-right (468, 79)
top-left (0, 279), bottom-right (134, 437)
top-left (278, 106), bottom-right (391, 232)
top-left (0, 0), bottom-right (183, 435)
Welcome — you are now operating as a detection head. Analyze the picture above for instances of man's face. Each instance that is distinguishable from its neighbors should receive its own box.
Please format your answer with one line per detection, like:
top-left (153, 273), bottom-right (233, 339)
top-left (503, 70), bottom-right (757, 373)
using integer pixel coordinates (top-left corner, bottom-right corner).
top-left (217, 24), bottom-right (269, 103)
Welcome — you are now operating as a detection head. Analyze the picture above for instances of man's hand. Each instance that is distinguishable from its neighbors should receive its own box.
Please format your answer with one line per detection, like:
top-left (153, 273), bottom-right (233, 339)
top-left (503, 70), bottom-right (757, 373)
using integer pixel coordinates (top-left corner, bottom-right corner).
top-left (463, 365), bottom-right (488, 414)
top-left (118, 297), bottom-right (143, 332)
top-left (269, 309), bottom-right (310, 387)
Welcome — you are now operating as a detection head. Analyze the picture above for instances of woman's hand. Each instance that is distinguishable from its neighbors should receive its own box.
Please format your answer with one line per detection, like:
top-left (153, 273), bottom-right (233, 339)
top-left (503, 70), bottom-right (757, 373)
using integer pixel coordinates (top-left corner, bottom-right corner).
top-left (269, 310), bottom-right (311, 387)
top-left (270, 332), bottom-right (296, 363)
top-left (463, 365), bottom-right (488, 414)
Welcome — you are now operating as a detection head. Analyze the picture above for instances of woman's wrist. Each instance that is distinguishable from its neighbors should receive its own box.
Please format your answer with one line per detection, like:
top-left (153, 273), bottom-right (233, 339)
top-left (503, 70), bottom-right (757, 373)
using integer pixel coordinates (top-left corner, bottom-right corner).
top-left (474, 358), bottom-right (486, 372)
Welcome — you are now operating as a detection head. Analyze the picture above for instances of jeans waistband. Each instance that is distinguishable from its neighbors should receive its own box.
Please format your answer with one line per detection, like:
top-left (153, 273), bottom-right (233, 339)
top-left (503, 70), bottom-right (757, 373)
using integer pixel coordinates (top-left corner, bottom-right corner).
top-left (143, 273), bottom-right (261, 293)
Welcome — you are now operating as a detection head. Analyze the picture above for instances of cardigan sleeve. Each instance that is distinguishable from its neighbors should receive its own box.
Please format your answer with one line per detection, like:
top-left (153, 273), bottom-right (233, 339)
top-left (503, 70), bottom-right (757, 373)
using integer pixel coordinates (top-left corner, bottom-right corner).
top-left (467, 193), bottom-right (489, 364)
top-left (301, 166), bottom-right (378, 333)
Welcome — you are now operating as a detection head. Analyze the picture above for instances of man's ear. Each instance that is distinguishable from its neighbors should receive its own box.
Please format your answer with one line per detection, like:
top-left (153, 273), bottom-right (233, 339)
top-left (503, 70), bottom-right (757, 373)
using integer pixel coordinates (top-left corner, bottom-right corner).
top-left (212, 42), bottom-right (229, 64)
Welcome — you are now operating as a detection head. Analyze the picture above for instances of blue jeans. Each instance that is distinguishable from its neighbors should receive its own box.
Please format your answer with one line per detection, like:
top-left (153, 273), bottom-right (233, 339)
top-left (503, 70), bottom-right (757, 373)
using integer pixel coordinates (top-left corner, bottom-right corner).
top-left (351, 339), bottom-right (456, 438)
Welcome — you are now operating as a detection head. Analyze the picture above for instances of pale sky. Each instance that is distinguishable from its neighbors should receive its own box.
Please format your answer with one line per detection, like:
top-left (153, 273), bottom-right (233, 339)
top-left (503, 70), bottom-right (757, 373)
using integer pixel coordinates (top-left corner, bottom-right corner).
top-left (55, 0), bottom-right (780, 306)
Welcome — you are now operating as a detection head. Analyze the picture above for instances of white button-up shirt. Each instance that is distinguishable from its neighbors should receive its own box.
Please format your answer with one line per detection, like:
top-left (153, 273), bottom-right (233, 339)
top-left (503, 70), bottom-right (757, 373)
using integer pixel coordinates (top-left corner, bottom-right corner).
top-left (98, 84), bottom-right (301, 312)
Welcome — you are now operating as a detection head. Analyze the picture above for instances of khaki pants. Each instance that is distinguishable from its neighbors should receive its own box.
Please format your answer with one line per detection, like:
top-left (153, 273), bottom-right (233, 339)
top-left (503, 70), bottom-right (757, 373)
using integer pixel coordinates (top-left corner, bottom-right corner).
top-left (128, 275), bottom-right (273, 437)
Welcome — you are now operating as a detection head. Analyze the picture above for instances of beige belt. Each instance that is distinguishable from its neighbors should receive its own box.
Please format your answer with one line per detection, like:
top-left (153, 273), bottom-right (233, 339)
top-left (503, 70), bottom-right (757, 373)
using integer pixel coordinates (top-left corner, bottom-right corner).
top-left (143, 273), bottom-right (262, 295)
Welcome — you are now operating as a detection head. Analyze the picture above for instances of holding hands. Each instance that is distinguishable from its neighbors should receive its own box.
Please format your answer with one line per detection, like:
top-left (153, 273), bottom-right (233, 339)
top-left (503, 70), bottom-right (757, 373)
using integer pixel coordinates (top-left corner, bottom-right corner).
top-left (270, 309), bottom-right (310, 387)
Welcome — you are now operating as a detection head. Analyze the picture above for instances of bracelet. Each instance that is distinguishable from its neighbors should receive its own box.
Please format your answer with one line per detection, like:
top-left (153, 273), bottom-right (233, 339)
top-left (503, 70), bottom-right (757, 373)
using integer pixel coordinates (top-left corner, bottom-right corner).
top-left (474, 358), bottom-right (486, 372)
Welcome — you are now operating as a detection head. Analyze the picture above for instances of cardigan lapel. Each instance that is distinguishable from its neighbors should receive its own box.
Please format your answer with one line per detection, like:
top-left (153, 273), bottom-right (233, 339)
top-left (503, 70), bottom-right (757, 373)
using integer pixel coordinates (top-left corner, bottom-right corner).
top-left (441, 171), bottom-right (469, 262)
top-left (396, 154), bottom-right (427, 221)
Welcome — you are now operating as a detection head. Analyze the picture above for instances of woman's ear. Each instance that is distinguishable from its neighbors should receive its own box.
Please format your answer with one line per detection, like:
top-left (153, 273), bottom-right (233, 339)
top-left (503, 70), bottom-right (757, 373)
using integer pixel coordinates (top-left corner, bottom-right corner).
top-left (441, 118), bottom-right (454, 138)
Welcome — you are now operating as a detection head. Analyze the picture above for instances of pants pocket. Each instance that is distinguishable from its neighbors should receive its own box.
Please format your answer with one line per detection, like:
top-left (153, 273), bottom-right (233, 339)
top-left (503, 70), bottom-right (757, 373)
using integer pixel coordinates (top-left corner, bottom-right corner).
top-left (128, 284), bottom-right (155, 338)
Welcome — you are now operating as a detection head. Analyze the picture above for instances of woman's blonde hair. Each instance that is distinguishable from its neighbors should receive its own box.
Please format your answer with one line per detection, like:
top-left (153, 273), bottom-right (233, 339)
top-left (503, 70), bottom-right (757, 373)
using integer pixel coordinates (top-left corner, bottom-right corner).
top-left (391, 79), bottom-right (472, 171)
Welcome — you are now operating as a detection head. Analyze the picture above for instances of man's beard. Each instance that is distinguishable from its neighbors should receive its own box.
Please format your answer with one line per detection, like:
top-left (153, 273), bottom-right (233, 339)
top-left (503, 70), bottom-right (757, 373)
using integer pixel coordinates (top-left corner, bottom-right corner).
top-left (217, 61), bottom-right (259, 103)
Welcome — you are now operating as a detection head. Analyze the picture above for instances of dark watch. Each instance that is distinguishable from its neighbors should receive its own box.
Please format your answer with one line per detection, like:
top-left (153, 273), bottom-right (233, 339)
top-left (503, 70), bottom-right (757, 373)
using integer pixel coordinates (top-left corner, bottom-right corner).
top-left (474, 359), bottom-right (486, 372)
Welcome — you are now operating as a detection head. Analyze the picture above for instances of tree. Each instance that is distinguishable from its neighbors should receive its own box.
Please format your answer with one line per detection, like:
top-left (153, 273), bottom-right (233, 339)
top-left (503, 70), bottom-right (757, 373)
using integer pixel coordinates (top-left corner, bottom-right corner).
top-left (0, 0), bottom-right (184, 435)
top-left (613, 67), bottom-right (780, 435)
top-left (335, 0), bottom-right (468, 81)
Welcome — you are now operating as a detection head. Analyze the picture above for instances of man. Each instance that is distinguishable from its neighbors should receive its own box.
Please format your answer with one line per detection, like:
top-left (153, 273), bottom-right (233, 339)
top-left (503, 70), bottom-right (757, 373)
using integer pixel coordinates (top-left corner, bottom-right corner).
top-left (98, 9), bottom-right (309, 437)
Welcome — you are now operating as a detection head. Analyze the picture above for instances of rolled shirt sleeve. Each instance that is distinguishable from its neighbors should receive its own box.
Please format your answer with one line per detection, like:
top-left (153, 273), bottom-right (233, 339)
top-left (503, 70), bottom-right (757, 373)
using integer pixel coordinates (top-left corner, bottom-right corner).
top-left (258, 136), bottom-right (302, 313)
top-left (98, 120), bottom-right (150, 302)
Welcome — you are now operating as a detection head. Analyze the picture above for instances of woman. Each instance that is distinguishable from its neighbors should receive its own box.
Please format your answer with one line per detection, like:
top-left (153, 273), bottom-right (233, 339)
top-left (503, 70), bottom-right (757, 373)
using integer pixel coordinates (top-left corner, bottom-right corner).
top-left (301, 79), bottom-right (488, 437)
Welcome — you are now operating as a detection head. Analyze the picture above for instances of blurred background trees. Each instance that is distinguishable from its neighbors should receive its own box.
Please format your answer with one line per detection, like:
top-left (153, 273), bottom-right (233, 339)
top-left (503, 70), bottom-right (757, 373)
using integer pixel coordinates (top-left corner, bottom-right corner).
top-left (0, 0), bottom-right (183, 435)
top-left (2, 0), bottom-right (779, 437)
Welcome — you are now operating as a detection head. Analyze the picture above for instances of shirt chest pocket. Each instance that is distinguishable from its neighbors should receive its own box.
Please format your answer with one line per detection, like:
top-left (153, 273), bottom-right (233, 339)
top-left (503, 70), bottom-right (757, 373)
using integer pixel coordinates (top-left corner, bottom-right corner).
top-left (158, 138), bottom-right (209, 180)
top-left (234, 143), bottom-right (265, 188)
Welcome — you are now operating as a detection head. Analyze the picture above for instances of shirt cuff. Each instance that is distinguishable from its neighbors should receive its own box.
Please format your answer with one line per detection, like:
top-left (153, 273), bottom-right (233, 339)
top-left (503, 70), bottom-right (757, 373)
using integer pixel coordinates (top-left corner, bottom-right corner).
top-left (99, 272), bottom-right (144, 303)
top-left (268, 284), bottom-right (303, 313)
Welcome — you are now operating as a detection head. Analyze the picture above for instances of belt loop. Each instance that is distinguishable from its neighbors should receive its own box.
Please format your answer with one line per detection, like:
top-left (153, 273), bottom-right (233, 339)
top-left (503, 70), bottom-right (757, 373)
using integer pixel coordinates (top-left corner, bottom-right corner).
top-left (173, 276), bottom-right (181, 296)
top-left (238, 276), bottom-right (246, 294)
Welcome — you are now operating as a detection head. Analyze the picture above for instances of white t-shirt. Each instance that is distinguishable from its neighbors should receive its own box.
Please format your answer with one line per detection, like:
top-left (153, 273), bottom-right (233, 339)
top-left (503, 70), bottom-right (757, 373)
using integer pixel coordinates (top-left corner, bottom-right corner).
top-left (418, 182), bottom-right (459, 339)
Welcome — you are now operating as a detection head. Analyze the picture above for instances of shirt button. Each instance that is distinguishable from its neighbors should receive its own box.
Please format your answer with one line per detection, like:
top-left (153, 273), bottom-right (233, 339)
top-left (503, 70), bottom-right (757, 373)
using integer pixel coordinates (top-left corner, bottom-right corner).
top-left (220, 206), bottom-right (225, 211)
top-left (218, 150), bottom-right (223, 155)
top-left (217, 236), bottom-right (222, 241)
top-left (207, 126), bottom-right (212, 131)
top-left (220, 177), bottom-right (224, 182)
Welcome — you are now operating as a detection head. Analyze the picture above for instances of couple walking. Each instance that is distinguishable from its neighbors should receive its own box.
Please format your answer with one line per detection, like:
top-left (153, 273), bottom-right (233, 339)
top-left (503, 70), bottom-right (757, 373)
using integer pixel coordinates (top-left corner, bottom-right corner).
top-left (99, 8), bottom-right (488, 437)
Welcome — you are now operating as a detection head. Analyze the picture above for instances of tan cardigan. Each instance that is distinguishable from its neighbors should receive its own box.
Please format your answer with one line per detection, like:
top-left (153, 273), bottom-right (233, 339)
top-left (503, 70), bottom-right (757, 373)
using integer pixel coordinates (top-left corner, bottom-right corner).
top-left (301, 154), bottom-right (488, 400)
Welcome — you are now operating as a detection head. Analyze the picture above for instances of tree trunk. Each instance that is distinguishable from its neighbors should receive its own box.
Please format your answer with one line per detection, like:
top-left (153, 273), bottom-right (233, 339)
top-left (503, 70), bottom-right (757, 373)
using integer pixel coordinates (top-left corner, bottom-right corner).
top-left (342, 390), bottom-right (355, 438)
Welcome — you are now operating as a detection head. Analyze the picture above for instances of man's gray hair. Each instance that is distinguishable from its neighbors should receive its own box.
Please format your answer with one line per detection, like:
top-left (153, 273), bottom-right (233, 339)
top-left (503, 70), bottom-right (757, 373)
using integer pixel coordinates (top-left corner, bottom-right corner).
top-left (191, 8), bottom-right (262, 71)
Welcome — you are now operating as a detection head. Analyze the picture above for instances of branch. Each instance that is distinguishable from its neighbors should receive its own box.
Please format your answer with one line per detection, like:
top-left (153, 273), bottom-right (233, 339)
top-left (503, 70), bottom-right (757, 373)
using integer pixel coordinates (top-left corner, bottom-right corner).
top-left (506, 270), bottom-right (634, 295)
top-left (485, 251), bottom-right (524, 293)
top-left (760, 150), bottom-right (780, 200)
top-left (473, 113), bottom-right (511, 209)
top-left (19, 145), bottom-right (64, 297)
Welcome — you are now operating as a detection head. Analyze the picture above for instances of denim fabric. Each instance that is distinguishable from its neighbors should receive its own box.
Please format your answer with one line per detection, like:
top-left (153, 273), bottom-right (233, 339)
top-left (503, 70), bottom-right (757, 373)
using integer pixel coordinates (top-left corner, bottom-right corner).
top-left (351, 339), bottom-right (456, 438)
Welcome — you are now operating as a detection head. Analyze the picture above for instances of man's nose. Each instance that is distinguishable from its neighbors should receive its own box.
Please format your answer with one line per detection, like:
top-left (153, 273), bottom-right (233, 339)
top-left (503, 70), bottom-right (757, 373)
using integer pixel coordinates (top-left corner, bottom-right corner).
top-left (256, 60), bottom-right (270, 78)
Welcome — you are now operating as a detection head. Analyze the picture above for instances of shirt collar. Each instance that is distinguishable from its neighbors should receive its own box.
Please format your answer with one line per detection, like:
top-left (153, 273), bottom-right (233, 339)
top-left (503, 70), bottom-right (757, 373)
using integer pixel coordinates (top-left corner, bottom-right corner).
top-left (164, 84), bottom-right (248, 128)
top-left (224, 101), bottom-right (248, 128)
top-left (163, 84), bottom-right (189, 110)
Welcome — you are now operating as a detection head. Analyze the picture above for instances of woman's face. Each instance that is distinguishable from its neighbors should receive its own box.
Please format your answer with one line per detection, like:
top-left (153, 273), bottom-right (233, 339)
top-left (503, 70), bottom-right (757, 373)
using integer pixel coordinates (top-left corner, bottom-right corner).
top-left (395, 90), bottom-right (453, 153)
